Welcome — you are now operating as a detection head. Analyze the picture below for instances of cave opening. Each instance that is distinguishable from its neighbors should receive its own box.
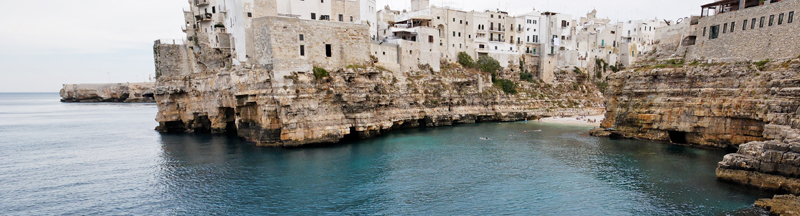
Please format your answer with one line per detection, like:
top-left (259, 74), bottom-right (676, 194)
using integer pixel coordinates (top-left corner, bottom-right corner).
top-left (668, 131), bottom-right (689, 144)
top-left (341, 127), bottom-right (361, 142)
top-left (143, 93), bottom-right (155, 100)
top-left (222, 107), bottom-right (237, 135)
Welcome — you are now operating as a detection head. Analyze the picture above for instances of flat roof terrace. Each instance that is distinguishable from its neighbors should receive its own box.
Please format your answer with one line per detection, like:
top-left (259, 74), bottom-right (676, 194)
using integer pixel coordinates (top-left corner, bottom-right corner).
top-left (701, 0), bottom-right (784, 17)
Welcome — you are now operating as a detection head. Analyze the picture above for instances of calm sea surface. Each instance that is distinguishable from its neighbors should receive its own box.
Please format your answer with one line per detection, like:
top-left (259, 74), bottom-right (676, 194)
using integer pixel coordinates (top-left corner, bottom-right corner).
top-left (0, 93), bottom-right (774, 215)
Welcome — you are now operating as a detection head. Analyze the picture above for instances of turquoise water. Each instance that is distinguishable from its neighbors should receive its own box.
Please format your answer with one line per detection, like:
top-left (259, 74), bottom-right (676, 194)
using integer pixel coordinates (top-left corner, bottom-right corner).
top-left (0, 93), bottom-right (773, 215)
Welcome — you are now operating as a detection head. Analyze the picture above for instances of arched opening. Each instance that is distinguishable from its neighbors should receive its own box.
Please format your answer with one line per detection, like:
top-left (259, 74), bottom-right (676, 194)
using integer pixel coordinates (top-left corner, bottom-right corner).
top-left (668, 131), bottom-right (689, 144)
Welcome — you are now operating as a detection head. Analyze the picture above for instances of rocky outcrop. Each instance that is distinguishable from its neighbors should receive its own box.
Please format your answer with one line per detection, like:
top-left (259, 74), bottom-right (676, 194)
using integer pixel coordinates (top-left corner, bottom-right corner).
top-left (60, 83), bottom-right (155, 103)
top-left (601, 59), bottom-right (800, 148)
top-left (717, 125), bottom-right (800, 194)
top-left (755, 194), bottom-right (800, 216)
top-left (154, 46), bottom-right (603, 147)
top-left (600, 57), bottom-right (800, 204)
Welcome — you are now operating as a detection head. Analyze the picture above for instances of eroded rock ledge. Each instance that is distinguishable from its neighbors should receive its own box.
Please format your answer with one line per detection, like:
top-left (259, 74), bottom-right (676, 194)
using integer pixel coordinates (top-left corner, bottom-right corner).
top-left (600, 60), bottom-right (800, 148)
top-left (155, 64), bottom-right (603, 146)
top-left (60, 83), bottom-right (155, 103)
top-left (755, 194), bottom-right (800, 216)
top-left (153, 45), bottom-right (604, 147)
top-left (599, 58), bottom-right (800, 211)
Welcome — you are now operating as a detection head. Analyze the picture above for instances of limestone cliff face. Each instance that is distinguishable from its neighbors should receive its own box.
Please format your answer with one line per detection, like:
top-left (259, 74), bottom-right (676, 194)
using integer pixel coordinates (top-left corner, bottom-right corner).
top-left (601, 60), bottom-right (800, 148)
top-left (60, 83), bottom-right (155, 103)
top-left (153, 47), bottom-right (603, 147)
top-left (600, 58), bottom-right (800, 194)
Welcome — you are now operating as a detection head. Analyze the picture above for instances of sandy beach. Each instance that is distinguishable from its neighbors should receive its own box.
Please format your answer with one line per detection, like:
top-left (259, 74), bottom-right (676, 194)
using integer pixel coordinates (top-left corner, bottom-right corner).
top-left (534, 115), bottom-right (605, 127)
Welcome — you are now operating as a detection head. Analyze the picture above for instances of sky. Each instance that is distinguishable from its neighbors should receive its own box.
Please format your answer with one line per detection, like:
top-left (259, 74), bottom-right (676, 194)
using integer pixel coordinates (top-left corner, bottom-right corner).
top-left (0, 0), bottom-right (710, 92)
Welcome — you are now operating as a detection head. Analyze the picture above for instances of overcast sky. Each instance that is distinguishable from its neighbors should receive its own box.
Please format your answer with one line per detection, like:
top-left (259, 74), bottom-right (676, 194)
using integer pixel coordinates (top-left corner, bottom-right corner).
top-left (0, 0), bottom-right (710, 92)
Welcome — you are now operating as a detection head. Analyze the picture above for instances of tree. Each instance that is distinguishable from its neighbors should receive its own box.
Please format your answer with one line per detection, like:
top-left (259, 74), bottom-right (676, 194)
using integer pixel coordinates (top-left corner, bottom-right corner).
top-left (477, 55), bottom-right (502, 81)
top-left (457, 52), bottom-right (476, 68)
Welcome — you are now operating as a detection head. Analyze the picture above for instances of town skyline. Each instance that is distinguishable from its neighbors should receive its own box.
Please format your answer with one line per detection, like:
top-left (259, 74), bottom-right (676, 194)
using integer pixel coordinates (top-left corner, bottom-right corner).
top-left (0, 0), bottom-right (711, 92)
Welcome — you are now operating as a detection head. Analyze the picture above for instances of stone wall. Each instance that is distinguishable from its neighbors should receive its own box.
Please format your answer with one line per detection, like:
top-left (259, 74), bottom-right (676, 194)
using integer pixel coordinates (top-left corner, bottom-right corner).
top-left (153, 43), bottom-right (194, 79)
top-left (369, 42), bottom-right (400, 71)
top-left (690, 0), bottom-right (800, 62)
top-left (252, 16), bottom-right (370, 83)
top-left (60, 83), bottom-right (155, 103)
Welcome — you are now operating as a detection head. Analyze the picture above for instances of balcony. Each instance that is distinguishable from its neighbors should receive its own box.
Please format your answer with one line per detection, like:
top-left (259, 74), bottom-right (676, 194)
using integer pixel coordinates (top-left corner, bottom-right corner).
top-left (489, 28), bottom-right (506, 33)
top-left (195, 0), bottom-right (209, 6)
top-left (195, 13), bottom-right (212, 22)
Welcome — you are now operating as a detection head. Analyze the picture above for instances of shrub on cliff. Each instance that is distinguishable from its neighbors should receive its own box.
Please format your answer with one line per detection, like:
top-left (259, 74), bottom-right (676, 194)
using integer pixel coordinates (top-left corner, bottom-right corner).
top-left (494, 79), bottom-right (517, 94)
top-left (457, 52), bottom-right (476, 68)
top-left (754, 59), bottom-right (770, 71)
top-left (478, 56), bottom-right (502, 81)
top-left (520, 72), bottom-right (534, 82)
top-left (313, 67), bottom-right (329, 80)
top-left (595, 81), bottom-right (608, 94)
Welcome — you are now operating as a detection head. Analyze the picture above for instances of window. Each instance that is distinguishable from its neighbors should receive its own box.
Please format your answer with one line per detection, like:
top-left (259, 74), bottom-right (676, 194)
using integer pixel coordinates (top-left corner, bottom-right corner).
top-left (760, 16), bottom-right (765, 27)
top-left (429, 36), bottom-right (434, 43)
top-left (300, 45), bottom-right (305, 56)
top-left (325, 44), bottom-right (332, 57)
top-left (561, 20), bottom-right (568, 28)
top-left (460, 20), bottom-right (462, 24)
top-left (311, 13), bottom-right (316, 20)
top-left (321, 0), bottom-right (323, 2)
top-left (212, 6), bottom-right (215, 13)
top-left (466, 22), bottom-right (469, 25)
top-left (789, 11), bottom-right (794, 23)
top-left (350, 16), bottom-right (353, 22)
top-left (779, 13), bottom-right (784, 25)
top-left (247, 12), bottom-right (252, 17)
top-left (752, 18), bottom-right (757, 29)
top-left (339, 14), bottom-right (343, 21)
top-left (769, 15), bottom-right (775, 26)
top-left (453, 31), bottom-right (456, 37)
top-left (730, 22), bottom-right (735, 33)
top-left (299, 34), bottom-right (304, 41)
top-left (453, 18), bottom-right (456, 22)
top-left (437, 16), bottom-right (440, 19)
top-left (743, 20), bottom-right (747, 30)
top-left (709, 25), bottom-right (719, 39)
top-left (527, 36), bottom-right (530, 42)
top-left (458, 32), bottom-right (461, 37)
top-left (723, 23), bottom-right (727, 33)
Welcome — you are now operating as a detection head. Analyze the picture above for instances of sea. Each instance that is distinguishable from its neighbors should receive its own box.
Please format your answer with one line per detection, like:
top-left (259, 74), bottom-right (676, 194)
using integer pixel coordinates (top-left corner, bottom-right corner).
top-left (0, 93), bottom-right (775, 215)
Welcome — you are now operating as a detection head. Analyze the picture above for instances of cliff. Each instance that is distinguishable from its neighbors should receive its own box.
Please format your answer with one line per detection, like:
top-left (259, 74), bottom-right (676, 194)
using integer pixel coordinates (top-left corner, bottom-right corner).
top-left (153, 46), bottom-right (603, 147)
top-left (60, 83), bottom-right (155, 103)
top-left (600, 59), bottom-right (800, 148)
top-left (598, 57), bottom-right (800, 195)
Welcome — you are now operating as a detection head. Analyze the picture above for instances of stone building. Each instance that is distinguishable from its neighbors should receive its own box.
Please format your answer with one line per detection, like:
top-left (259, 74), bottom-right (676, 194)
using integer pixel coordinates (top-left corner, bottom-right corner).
top-left (182, 0), bottom-right (376, 63)
top-left (686, 0), bottom-right (800, 62)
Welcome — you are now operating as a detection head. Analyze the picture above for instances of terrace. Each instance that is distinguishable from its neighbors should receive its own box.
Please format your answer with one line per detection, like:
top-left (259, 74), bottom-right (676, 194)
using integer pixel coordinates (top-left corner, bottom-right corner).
top-left (701, 0), bottom-right (783, 17)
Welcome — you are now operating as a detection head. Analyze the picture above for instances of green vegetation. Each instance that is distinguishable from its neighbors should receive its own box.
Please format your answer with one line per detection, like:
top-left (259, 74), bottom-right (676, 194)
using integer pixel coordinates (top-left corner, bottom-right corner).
top-left (754, 59), bottom-right (770, 70)
top-left (346, 64), bottom-right (365, 70)
top-left (494, 79), bottom-right (517, 94)
top-left (313, 67), bottom-right (329, 80)
top-left (609, 62), bottom-right (624, 73)
top-left (478, 55), bottom-right (502, 81)
top-left (573, 66), bottom-right (583, 74)
top-left (520, 72), bottom-right (535, 82)
top-left (595, 81), bottom-right (609, 94)
top-left (457, 52), bottom-right (476, 68)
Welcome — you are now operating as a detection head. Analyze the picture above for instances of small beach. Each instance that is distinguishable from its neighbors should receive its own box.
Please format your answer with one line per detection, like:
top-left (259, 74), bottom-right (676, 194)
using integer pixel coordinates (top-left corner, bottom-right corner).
top-left (536, 115), bottom-right (605, 127)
